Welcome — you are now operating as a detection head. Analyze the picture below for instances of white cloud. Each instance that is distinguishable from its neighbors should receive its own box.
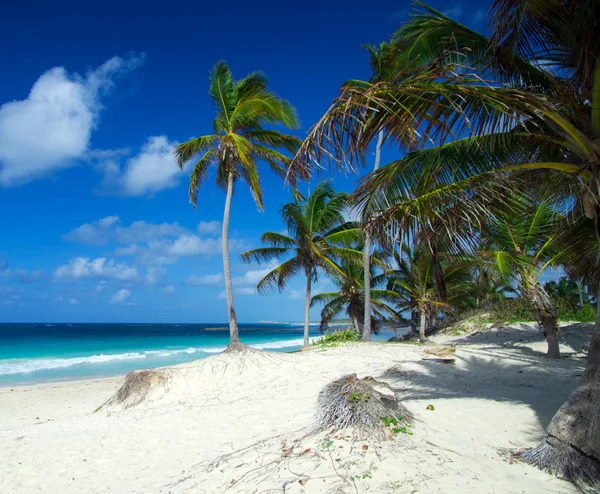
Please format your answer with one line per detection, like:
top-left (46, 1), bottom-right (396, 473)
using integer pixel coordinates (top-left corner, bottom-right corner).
top-left (163, 285), bottom-right (175, 295)
top-left (188, 273), bottom-right (223, 285)
top-left (167, 234), bottom-right (221, 256)
top-left (197, 220), bottom-right (222, 235)
top-left (236, 287), bottom-right (257, 296)
top-left (233, 262), bottom-right (276, 286)
top-left (145, 266), bottom-right (166, 284)
top-left (96, 281), bottom-right (107, 292)
top-left (99, 135), bottom-right (184, 196)
top-left (69, 298), bottom-right (80, 305)
top-left (0, 54), bottom-right (144, 186)
top-left (110, 288), bottom-right (131, 304)
top-left (64, 216), bottom-right (186, 245)
top-left (54, 257), bottom-right (138, 281)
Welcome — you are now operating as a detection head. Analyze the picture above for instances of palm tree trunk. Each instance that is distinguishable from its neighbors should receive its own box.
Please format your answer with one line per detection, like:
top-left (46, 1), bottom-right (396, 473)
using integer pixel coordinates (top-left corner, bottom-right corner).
top-left (544, 314), bottom-right (560, 359)
top-left (223, 171), bottom-right (240, 349)
top-left (521, 291), bottom-right (600, 485)
top-left (525, 280), bottom-right (560, 358)
top-left (419, 307), bottom-right (427, 343)
top-left (352, 314), bottom-right (361, 333)
top-left (303, 269), bottom-right (312, 348)
top-left (362, 129), bottom-right (384, 342)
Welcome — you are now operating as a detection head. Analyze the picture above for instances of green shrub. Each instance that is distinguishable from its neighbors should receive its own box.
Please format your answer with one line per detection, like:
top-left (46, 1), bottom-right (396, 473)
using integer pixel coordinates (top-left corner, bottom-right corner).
top-left (314, 328), bottom-right (360, 348)
top-left (575, 304), bottom-right (597, 323)
top-left (491, 298), bottom-right (536, 323)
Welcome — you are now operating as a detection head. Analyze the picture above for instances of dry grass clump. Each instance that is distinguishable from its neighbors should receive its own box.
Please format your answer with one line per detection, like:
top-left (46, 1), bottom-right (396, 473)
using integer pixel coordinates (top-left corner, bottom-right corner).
top-left (314, 374), bottom-right (413, 440)
top-left (106, 369), bottom-right (170, 409)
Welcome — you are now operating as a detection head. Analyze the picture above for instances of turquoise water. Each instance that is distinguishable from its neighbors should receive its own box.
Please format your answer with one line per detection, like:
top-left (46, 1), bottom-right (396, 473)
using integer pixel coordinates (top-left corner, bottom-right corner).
top-left (0, 323), bottom-right (395, 386)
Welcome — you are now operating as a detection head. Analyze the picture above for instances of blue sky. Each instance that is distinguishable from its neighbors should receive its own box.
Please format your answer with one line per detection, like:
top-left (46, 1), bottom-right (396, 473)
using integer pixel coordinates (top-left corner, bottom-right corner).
top-left (0, 0), bottom-right (492, 323)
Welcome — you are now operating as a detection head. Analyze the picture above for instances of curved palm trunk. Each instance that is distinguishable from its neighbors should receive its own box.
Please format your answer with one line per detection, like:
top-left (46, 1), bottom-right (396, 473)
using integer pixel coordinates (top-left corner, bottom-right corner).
top-left (521, 292), bottom-right (600, 486)
top-left (362, 129), bottom-right (384, 342)
top-left (223, 171), bottom-right (240, 348)
top-left (303, 269), bottom-right (312, 348)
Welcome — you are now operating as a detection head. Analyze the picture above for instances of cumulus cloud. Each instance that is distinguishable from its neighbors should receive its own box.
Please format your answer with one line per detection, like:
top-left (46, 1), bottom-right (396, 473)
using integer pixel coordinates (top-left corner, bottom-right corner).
top-left (145, 266), bottom-right (166, 285)
top-left (163, 285), bottom-right (175, 295)
top-left (110, 288), bottom-right (131, 305)
top-left (233, 262), bottom-right (276, 286)
top-left (63, 216), bottom-right (186, 245)
top-left (98, 135), bottom-right (184, 196)
top-left (197, 220), bottom-right (222, 235)
top-left (188, 273), bottom-right (223, 285)
top-left (167, 234), bottom-right (221, 256)
top-left (54, 257), bottom-right (138, 281)
top-left (69, 298), bottom-right (80, 305)
top-left (0, 54), bottom-right (144, 186)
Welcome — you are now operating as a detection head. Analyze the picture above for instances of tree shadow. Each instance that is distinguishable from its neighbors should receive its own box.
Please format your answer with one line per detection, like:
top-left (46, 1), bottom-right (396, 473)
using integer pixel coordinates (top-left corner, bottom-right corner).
top-left (380, 328), bottom-right (590, 430)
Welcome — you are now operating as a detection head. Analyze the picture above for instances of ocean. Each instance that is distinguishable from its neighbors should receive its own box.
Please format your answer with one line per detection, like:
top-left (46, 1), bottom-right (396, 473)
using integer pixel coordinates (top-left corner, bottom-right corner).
top-left (0, 323), bottom-right (396, 386)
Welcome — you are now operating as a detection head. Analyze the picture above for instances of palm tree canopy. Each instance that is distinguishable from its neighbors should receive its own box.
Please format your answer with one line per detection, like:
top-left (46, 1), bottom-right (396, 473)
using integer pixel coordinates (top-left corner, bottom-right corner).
top-left (310, 243), bottom-right (401, 330)
top-left (174, 61), bottom-right (302, 209)
top-left (240, 181), bottom-right (361, 294)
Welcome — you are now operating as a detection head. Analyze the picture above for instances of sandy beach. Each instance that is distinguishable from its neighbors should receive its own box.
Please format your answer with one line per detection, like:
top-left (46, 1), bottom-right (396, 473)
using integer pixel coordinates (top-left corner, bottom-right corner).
top-left (0, 322), bottom-right (593, 493)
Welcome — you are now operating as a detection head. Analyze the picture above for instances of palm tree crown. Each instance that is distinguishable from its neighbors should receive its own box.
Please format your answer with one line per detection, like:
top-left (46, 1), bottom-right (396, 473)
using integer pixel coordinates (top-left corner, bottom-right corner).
top-left (241, 181), bottom-right (360, 347)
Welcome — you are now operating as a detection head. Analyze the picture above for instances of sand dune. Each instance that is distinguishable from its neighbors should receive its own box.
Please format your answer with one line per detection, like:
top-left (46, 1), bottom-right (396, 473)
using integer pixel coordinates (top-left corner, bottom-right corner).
top-left (0, 323), bottom-right (592, 493)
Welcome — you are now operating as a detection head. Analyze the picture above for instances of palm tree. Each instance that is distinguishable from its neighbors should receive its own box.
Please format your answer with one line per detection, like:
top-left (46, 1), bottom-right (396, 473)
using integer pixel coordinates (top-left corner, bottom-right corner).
top-left (544, 277), bottom-right (583, 310)
top-left (174, 62), bottom-right (300, 349)
top-left (356, 43), bottom-right (405, 342)
top-left (478, 196), bottom-right (571, 358)
top-left (289, 1), bottom-right (600, 485)
top-left (311, 242), bottom-right (400, 333)
top-left (387, 242), bottom-right (473, 342)
top-left (240, 182), bottom-right (360, 348)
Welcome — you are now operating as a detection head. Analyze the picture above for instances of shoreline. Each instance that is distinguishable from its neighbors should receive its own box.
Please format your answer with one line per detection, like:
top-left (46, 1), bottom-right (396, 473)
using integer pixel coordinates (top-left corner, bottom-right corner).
top-left (0, 323), bottom-right (592, 493)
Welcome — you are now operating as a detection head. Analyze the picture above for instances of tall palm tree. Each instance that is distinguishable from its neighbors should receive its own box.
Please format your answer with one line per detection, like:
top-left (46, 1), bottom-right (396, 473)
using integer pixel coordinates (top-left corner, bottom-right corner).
top-left (289, 1), bottom-right (600, 485)
top-left (240, 182), bottom-right (360, 348)
top-left (357, 43), bottom-right (404, 341)
top-left (174, 62), bottom-right (301, 349)
top-left (311, 242), bottom-right (400, 333)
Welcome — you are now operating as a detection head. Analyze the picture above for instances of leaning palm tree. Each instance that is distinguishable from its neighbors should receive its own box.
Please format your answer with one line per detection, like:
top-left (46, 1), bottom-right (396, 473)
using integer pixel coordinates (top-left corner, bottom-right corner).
top-left (311, 242), bottom-right (400, 333)
top-left (240, 182), bottom-right (360, 348)
top-left (174, 62), bottom-right (301, 349)
top-left (289, 1), bottom-right (600, 485)
top-left (478, 195), bottom-right (571, 358)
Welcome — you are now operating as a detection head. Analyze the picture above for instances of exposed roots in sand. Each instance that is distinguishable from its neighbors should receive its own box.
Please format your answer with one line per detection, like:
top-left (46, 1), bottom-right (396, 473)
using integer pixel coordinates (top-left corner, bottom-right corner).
top-left (519, 436), bottom-right (600, 490)
top-left (102, 369), bottom-right (171, 410)
top-left (99, 344), bottom-right (291, 411)
top-left (314, 374), bottom-right (413, 440)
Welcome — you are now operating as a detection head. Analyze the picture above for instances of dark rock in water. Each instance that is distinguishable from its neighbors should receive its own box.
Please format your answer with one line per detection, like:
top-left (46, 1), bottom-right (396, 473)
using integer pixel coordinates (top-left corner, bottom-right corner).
top-left (204, 327), bottom-right (228, 331)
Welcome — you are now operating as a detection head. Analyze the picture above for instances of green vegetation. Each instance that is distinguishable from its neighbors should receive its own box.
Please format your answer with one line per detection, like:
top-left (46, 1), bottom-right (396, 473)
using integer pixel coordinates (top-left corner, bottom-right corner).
top-left (241, 182), bottom-right (360, 347)
top-left (313, 329), bottom-right (360, 348)
top-left (174, 0), bottom-right (600, 486)
top-left (175, 62), bottom-right (300, 348)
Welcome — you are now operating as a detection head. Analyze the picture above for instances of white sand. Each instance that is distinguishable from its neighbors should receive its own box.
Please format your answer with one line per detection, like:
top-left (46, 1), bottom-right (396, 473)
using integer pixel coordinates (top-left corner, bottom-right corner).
top-left (0, 323), bottom-right (593, 493)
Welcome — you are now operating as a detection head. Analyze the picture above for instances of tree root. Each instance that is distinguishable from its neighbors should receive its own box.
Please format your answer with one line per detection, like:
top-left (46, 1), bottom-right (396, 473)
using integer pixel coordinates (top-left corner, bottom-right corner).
top-left (520, 436), bottom-right (600, 488)
top-left (314, 374), bottom-right (413, 440)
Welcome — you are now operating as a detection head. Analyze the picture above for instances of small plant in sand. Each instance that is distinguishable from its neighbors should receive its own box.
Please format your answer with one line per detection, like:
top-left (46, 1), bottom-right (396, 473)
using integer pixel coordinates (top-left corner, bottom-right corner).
top-left (382, 414), bottom-right (413, 435)
top-left (314, 373), bottom-right (413, 440)
top-left (314, 329), bottom-right (360, 348)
